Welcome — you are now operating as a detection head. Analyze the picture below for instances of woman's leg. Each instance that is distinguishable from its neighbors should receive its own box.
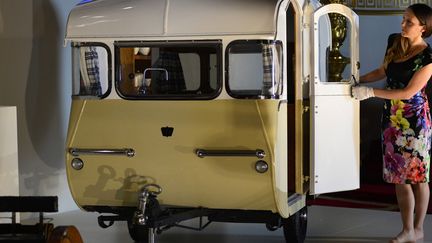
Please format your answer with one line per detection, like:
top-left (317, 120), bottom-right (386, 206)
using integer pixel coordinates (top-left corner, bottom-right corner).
top-left (412, 183), bottom-right (430, 241)
top-left (390, 184), bottom-right (416, 243)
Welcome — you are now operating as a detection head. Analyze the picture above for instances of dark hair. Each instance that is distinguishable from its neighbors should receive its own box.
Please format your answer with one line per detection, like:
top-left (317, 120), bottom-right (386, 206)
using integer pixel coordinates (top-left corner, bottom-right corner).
top-left (408, 3), bottom-right (432, 38)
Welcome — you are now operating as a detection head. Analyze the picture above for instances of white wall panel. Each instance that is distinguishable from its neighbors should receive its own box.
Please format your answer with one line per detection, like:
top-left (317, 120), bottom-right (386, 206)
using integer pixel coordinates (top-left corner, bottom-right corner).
top-left (0, 106), bottom-right (19, 222)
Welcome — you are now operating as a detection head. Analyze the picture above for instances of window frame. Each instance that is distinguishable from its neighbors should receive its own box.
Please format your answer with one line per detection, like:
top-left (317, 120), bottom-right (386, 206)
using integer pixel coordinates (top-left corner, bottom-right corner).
top-left (71, 42), bottom-right (112, 99)
top-left (225, 39), bottom-right (283, 99)
top-left (114, 40), bottom-right (223, 100)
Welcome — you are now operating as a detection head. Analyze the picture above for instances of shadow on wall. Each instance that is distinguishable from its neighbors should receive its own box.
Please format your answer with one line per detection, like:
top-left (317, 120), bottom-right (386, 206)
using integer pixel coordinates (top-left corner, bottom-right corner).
top-left (25, 0), bottom-right (64, 169)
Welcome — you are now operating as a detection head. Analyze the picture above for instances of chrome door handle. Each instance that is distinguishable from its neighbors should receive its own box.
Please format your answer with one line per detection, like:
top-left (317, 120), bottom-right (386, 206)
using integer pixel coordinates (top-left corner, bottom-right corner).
top-left (195, 149), bottom-right (265, 159)
top-left (69, 148), bottom-right (135, 157)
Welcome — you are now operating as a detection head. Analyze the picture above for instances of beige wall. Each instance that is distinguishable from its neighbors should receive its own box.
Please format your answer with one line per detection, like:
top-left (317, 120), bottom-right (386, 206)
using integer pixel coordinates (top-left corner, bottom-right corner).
top-left (0, 106), bottom-right (19, 222)
top-left (0, 0), bottom-right (79, 212)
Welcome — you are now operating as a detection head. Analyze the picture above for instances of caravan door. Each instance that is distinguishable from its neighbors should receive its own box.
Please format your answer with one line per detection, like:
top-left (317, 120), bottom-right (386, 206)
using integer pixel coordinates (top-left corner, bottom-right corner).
top-left (309, 4), bottom-right (360, 195)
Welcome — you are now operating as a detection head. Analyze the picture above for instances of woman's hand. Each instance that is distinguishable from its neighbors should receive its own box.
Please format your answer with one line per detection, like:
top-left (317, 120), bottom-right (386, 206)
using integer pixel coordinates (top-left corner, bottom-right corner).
top-left (351, 86), bottom-right (375, 100)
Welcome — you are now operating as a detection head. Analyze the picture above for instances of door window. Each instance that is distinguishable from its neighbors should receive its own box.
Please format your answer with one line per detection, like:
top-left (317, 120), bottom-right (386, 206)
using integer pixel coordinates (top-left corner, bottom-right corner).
top-left (316, 11), bottom-right (355, 83)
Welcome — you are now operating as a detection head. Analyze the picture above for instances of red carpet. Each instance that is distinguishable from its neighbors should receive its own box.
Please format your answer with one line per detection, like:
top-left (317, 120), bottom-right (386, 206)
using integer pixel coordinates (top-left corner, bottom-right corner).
top-left (307, 183), bottom-right (432, 214)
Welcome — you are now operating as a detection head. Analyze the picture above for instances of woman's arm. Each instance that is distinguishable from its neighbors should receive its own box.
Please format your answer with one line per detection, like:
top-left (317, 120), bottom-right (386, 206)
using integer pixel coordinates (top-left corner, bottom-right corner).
top-left (359, 65), bottom-right (386, 83)
top-left (373, 63), bottom-right (432, 99)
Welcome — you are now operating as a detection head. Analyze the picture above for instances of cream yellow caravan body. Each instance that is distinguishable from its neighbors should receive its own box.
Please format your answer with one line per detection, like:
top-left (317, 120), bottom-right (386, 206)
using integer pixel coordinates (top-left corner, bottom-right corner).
top-left (65, 0), bottom-right (360, 242)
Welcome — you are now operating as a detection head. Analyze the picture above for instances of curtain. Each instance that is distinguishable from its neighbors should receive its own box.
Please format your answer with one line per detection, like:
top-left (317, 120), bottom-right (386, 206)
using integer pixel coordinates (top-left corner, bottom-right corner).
top-left (262, 44), bottom-right (282, 98)
top-left (79, 46), bottom-right (102, 96)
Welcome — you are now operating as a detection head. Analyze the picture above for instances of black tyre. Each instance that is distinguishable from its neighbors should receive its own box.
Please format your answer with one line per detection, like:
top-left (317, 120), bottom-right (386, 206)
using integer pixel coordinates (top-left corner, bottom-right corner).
top-left (282, 207), bottom-right (307, 243)
top-left (127, 220), bottom-right (150, 243)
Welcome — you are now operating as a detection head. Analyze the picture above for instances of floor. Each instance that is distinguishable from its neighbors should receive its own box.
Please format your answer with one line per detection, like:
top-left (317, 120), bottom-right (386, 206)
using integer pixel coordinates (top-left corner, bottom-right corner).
top-left (23, 206), bottom-right (432, 243)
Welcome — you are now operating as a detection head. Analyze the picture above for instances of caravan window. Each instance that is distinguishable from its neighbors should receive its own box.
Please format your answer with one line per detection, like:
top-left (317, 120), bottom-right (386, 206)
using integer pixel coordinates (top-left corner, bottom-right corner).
top-left (115, 41), bottom-right (222, 99)
top-left (226, 40), bottom-right (283, 99)
top-left (72, 43), bottom-right (111, 98)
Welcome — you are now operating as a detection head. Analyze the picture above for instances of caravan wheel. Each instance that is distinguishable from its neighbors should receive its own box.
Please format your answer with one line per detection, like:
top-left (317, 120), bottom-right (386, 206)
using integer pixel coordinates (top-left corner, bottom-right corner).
top-left (47, 226), bottom-right (83, 243)
top-left (127, 220), bottom-right (150, 243)
top-left (282, 207), bottom-right (307, 243)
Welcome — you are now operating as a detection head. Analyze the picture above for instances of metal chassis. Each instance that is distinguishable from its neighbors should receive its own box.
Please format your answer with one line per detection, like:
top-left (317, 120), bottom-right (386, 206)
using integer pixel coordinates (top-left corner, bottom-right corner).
top-left (88, 205), bottom-right (284, 232)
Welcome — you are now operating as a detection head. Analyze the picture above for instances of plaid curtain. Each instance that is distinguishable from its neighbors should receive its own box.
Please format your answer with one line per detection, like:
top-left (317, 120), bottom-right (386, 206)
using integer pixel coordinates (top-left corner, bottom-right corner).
top-left (79, 46), bottom-right (102, 96)
top-left (262, 44), bottom-right (273, 96)
top-left (262, 44), bottom-right (281, 98)
top-left (152, 50), bottom-right (186, 94)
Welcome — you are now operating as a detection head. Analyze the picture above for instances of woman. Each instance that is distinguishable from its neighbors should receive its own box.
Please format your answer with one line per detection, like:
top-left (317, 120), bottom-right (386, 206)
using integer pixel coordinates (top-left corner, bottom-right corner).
top-left (352, 3), bottom-right (432, 243)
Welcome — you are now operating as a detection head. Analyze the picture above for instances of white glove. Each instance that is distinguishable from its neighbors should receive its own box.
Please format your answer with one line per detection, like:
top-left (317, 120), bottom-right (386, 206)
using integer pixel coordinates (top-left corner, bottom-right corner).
top-left (351, 86), bottom-right (374, 100)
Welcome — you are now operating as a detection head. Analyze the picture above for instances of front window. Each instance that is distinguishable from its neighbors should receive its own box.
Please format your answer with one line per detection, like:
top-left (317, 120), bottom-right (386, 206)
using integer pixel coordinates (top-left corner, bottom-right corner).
top-left (72, 43), bottom-right (110, 98)
top-left (226, 40), bottom-right (283, 99)
top-left (116, 41), bottom-right (222, 99)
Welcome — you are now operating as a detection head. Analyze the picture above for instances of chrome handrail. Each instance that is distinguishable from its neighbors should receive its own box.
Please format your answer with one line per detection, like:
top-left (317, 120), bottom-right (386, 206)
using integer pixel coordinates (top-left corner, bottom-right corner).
top-left (143, 68), bottom-right (169, 80)
top-left (69, 148), bottom-right (135, 157)
top-left (195, 149), bottom-right (265, 159)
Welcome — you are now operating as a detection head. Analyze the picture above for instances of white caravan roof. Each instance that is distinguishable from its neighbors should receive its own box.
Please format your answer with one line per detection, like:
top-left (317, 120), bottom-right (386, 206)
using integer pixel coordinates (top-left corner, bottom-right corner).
top-left (66, 0), bottom-right (280, 39)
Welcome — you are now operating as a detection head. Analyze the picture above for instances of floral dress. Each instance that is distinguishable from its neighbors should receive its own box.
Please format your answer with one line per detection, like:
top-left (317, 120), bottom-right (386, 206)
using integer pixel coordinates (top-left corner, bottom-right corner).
top-left (382, 35), bottom-right (432, 184)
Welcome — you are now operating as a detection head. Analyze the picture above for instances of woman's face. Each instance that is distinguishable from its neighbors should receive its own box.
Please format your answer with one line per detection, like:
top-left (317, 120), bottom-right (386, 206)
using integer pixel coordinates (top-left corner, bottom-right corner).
top-left (401, 9), bottom-right (426, 39)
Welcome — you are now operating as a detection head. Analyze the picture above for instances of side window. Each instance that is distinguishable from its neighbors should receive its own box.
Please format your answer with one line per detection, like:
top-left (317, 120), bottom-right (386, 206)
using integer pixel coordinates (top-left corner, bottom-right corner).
top-left (72, 44), bottom-right (110, 97)
top-left (116, 41), bottom-right (221, 99)
top-left (226, 40), bottom-right (283, 99)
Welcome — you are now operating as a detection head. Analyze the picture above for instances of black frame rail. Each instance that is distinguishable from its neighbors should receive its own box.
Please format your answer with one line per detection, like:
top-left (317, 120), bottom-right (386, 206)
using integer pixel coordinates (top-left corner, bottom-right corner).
top-left (0, 196), bottom-right (58, 242)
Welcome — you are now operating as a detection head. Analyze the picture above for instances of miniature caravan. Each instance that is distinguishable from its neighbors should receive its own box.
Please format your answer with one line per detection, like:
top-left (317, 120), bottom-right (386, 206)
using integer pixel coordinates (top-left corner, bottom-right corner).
top-left (65, 0), bottom-right (359, 242)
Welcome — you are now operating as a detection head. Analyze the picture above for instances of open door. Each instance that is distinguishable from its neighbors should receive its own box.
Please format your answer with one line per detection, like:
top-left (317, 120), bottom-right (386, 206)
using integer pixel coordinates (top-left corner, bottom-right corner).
top-left (275, 0), bottom-right (306, 198)
top-left (309, 4), bottom-right (360, 195)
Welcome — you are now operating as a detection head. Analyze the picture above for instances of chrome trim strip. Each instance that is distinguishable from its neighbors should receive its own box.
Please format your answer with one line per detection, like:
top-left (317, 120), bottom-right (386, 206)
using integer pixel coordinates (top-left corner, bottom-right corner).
top-left (69, 148), bottom-right (135, 157)
top-left (195, 149), bottom-right (265, 159)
